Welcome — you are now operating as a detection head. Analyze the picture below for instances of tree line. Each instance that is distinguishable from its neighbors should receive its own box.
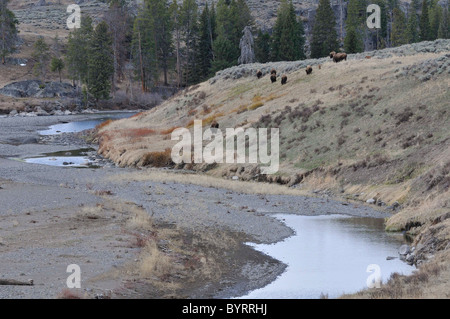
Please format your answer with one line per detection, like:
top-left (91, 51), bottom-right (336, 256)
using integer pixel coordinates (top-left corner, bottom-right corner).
top-left (0, 0), bottom-right (448, 103)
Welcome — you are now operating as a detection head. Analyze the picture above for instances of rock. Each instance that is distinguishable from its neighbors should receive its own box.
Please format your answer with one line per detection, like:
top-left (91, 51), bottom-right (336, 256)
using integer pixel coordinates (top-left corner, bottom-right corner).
top-left (399, 244), bottom-right (411, 256)
top-left (0, 80), bottom-right (79, 99)
top-left (386, 256), bottom-right (397, 260)
top-left (366, 198), bottom-right (376, 204)
top-left (9, 109), bottom-right (18, 117)
top-left (232, 176), bottom-right (239, 180)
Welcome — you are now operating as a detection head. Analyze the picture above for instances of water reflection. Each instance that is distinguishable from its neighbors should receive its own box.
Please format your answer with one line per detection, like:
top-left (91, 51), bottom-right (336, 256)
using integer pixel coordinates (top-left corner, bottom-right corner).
top-left (240, 214), bottom-right (415, 299)
top-left (39, 112), bottom-right (136, 135)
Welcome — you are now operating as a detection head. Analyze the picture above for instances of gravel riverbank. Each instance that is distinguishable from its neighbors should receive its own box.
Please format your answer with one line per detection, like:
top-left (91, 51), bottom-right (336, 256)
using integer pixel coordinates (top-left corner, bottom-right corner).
top-left (0, 114), bottom-right (396, 299)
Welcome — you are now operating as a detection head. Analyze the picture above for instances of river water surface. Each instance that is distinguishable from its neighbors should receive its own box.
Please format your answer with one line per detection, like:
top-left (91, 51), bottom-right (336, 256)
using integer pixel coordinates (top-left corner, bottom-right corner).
top-left (240, 214), bottom-right (415, 299)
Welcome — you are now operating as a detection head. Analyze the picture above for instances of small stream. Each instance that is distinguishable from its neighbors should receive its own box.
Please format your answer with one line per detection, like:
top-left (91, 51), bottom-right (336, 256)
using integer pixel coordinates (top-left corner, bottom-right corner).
top-left (240, 214), bottom-right (415, 299)
top-left (21, 111), bottom-right (136, 167)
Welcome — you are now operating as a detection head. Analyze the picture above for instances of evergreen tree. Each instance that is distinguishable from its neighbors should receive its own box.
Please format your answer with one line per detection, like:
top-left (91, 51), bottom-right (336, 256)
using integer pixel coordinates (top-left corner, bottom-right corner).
top-left (254, 29), bottom-right (271, 63)
top-left (437, 5), bottom-right (449, 39)
top-left (419, 0), bottom-right (431, 41)
top-left (0, 0), bottom-right (19, 64)
top-left (344, 0), bottom-right (366, 53)
top-left (391, 7), bottom-right (408, 46)
top-left (271, 0), bottom-right (305, 61)
top-left (406, 9), bottom-right (420, 43)
top-left (180, 0), bottom-right (200, 85)
top-left (65, 15), bottom-right (93, 86)
top-left (132, 0), bottom-right (172, 90)
top-left (32, 37), bottom-right (50, 80)
top-left (50, 57), bottom-right (64, 83)
top-left (88, 21), bottom-right (114, 101)
top-left (310, 0), bottom-right (338, 58)
top-left (212, 0), bottom-right (253, 72)
top-left (197, 3), bottom-right (215, 80)
top-left (429, 0), bottom-right (442, 40)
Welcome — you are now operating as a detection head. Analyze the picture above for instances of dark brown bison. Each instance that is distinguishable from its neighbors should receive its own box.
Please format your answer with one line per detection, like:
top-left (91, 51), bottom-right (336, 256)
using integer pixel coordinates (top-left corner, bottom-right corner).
top-left (305, 65), bottom-right (313, 75)
top-left (329, 51), bottom-right (336, 59)
top-left (210, 120), bottom-right (219, 129)
top-left (270, 74), bottom-right (277, 83)
top-left (281, 75), bottom-right (287, 85)
top-left (270, 68), bottom-right (277, 75)
top-left (256, 70), bottom-right (262, 79)
top-left (333, 52), bottom-right (347, 63)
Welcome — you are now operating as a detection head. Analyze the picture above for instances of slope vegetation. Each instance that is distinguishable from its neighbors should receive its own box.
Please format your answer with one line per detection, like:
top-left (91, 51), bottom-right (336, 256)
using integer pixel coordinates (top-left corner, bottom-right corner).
top-left (98, 40), bottom-right (450, 293)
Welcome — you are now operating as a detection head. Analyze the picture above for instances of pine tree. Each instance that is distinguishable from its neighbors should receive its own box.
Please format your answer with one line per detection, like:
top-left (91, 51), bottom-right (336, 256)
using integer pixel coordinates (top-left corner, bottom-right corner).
top-left (391, 7), bottom-right (408, 46)
top-left (429, 0), bottom-right (442, 40)
top-left (88, 21), bottom-right (114, 101)
top-left (419, 0), bottom-right (431, 41)
top-left (437, 5), bottom-right (449, 39)
top-left (271, 0), bottom-right (305, 61)
top-left (0, 0), bottom-right (19, 64)
top-left (406, 10), bottom-right (420, 43)
top-left (197, 3), bottom-right (215, 80)
top-left (104, 0), bottom-right (132, 95)
top-left (212, 0), bottom-right (253, 72)
top-left (132, 0), bottom-right (172, 90)
top-left (50, 57), bottom-right (64, 83)
top-left (180, 0), bottom-right (199, 85)
top-left (344, 0), bottom-right (366, 53)
top-left (32, 37), bottom-right (50, 81)
top-left (310, 0), bottom-right (338, 58)
top-left (255, 29), bottom-right (271, 63)
top-left (65, 15), bottom-right (93, 87)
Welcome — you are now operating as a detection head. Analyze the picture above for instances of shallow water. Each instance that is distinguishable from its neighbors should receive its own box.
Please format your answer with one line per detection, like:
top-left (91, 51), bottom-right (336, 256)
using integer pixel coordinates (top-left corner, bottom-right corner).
top-left (24, 156), bottom-right (93, 167)
top-left (240, 214), bottom-right (415, 299)
top-left (38, 112), bottom-right (136, 135)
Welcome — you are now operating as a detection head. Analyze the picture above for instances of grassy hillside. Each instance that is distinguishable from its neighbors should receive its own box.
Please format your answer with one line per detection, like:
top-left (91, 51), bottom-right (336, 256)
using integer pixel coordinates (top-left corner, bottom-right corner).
top-left (97, 40), bottom-right (450, 280)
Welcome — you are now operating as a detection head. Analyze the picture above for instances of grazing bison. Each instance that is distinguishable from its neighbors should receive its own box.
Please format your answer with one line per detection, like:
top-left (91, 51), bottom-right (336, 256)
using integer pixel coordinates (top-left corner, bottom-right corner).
top-left (270, 74), bottom-right (277, 83)
top-left (305, 65), bottom-right (313, 75)
top-left (333, 52), bottom-right (347, 63)
top-left (281, 75), bottom-right (287, 85)
top-left (270, 68), bottom-right (276, 75)
top-left (256, 70), bottom-right (262, 79)
top-left (329, 51), bottom-right (336, 59)
top-left (210, 120), bottom-right (219, 129)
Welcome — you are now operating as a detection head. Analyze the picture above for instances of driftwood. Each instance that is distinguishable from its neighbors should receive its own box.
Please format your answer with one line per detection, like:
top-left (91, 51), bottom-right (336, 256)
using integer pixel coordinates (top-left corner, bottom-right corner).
top-left (0, 279), bottom-right (34, 286)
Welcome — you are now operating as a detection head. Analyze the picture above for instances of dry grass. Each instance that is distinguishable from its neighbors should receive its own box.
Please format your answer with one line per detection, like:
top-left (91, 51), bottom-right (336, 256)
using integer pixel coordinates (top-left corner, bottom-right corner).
top-left (105, 169), bottom-right (310, 196)
top-left (139, 240), bottom-right (178, 279)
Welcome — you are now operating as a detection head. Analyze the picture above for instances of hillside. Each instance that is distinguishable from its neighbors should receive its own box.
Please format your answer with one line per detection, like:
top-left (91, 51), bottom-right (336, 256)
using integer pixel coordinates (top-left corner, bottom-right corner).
top-left (97, 39), bottom-right (450, 296)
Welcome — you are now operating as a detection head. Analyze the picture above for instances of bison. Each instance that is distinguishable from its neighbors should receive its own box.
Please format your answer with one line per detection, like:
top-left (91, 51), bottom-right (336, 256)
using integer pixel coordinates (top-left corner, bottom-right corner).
top-left (270, 74), bottom-right (277, 83)
top-left (281, 75), bottom-right (287, 85)
top-left (305, 65), bottom-right (313, 75)
top-left (333, 52), bottom-right (347, 63)
top-left (256, 70), bottom-right (262, 79)
top-left (210, 120), bottom-right (219, 129)
top-left (270, 68), bottom-right (277, 75)
top-left (329, 51), bottom-right (336, 59)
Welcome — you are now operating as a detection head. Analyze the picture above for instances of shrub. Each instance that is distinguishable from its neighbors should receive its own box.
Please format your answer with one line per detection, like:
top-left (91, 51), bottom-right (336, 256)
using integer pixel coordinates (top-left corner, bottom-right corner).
top-left (249, 101), bottom-right (264, 111)
top-left (142, 148), bottom-right (174, 167)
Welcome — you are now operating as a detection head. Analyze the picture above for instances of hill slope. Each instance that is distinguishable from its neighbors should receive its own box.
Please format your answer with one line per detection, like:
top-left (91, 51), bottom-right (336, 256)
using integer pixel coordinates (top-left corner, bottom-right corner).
top-left (97, 40), bottom-right (450, 292)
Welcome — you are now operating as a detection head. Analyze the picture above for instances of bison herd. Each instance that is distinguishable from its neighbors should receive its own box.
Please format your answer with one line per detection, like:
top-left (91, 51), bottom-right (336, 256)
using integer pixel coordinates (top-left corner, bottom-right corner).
top-left (257, 50), bottom-right (347, 85)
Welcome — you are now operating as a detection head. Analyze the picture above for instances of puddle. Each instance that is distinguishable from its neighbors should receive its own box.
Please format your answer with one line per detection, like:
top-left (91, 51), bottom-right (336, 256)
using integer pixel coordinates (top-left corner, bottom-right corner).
top-left (239, 214), bottom-right (415, 299)
top-left (38, 112), bottom-right (136, 135)
top-left (22, 148), bottom-right (100, 168)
